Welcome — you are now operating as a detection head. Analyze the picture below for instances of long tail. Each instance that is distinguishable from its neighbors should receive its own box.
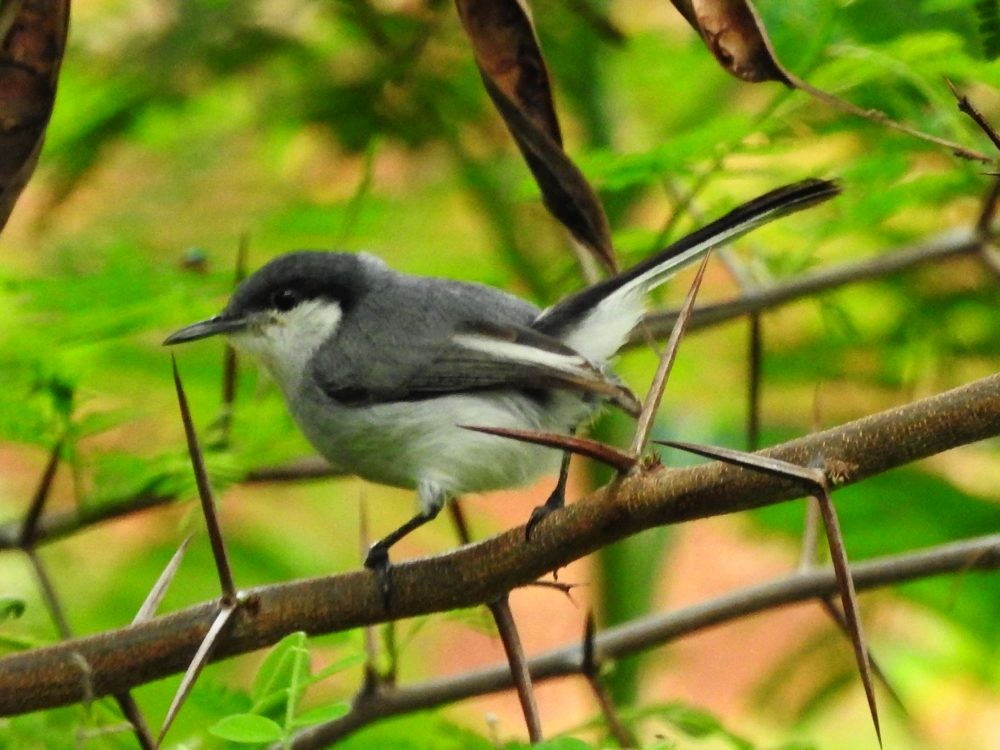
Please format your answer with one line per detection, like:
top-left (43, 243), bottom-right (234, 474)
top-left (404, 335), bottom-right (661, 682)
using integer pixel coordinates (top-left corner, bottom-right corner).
top-left (534, 178), bottom-right (841, 359)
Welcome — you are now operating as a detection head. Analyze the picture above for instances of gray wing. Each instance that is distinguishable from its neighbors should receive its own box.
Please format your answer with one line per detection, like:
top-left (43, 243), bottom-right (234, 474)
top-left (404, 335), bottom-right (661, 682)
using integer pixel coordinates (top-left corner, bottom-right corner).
top-left (312, 275), bottom-right (640, 415)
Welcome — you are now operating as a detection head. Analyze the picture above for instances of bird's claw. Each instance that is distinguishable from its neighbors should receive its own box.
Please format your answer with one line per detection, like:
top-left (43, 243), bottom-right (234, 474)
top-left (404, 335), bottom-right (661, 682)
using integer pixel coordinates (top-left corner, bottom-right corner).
top-left (526, 486), bottom-right (565, 541)
top-left (364, 545), bottom-right (393, 609)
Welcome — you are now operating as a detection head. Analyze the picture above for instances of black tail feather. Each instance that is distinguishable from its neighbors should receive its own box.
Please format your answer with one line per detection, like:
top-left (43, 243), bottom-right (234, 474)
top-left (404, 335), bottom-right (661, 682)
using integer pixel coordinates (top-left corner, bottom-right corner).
top-left (534, 178), bottom-right (841, 338)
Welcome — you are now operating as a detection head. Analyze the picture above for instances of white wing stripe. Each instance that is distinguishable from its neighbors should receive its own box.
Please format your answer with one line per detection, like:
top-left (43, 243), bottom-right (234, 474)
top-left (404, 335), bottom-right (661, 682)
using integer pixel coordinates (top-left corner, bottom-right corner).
top-left (451, 334), bottom-right (592, 375)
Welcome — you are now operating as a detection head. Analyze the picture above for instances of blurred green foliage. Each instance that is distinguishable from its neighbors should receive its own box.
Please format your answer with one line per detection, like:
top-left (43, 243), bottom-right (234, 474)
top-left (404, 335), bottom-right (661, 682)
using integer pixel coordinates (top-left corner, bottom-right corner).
top-left (0, 0), bottom-right (998, 748)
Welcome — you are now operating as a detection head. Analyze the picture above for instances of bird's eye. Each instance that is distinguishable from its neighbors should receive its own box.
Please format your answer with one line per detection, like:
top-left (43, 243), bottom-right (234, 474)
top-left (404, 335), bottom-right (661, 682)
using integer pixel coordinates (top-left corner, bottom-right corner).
top-left (272, 288), bottom-right (299, 312)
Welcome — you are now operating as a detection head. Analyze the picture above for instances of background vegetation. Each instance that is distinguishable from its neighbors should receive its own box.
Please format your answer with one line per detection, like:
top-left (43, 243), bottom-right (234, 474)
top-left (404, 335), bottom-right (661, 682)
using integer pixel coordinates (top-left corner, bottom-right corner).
top-left (0, 0), bottom-right (998, 748)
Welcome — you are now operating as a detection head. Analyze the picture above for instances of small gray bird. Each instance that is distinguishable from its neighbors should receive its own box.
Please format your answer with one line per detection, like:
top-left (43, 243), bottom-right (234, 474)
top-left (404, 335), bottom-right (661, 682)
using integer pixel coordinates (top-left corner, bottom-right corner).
top-left (165, 178), bottom-right (839, 592)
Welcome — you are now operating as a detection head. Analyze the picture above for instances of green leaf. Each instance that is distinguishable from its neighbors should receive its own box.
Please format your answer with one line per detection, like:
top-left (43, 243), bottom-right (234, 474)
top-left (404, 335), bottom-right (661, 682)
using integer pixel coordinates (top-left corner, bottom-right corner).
top-left (251, 631), bottom-right (309, 707)
top-left (0, 597), bottom-right (25, 622)
top-left (662, 703), bottom-right (722, 738)
top-left (209, 713), bottom-right (284, 743)
top-left (291, 701), bottom-right (350, 727)
top-left (636, 702), bottom-right (755, 750)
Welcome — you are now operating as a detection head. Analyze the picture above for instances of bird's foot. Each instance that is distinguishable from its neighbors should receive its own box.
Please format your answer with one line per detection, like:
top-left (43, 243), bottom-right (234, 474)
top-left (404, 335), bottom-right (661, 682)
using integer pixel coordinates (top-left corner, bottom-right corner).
top-left (364, 544), bottom-right (393, 609)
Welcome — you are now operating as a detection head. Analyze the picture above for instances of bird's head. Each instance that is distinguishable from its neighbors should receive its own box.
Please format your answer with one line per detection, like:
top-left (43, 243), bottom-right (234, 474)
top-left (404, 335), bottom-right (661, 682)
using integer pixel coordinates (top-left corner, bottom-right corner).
top-left (164, 251), bottom-right (369, 392)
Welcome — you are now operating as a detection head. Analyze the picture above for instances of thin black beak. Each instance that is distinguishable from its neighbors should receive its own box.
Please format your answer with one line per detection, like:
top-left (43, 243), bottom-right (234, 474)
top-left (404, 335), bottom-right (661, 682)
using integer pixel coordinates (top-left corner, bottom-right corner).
top-left (163, 314), bottom-right (248, 345)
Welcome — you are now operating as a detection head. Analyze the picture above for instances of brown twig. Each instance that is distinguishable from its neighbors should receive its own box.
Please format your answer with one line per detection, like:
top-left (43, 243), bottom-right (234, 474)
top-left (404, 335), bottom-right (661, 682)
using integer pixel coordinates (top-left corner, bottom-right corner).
top-left (19, 438), bottom-right (63, 548)
top-left (111, 692), bottom-right (157, 750)
top-left (564, 0), bottom-right (626, 45)
top-left (245, 457), bottom-right (343, 483)
top-left (747, 315), bottom-right (763, 451)
top-left (26, 549), bottom-right (71, 640)
top-left (581, 613), bottom-right (636, 747)
top-left (453, 499), bottom-right (545, 741)
top-left (172, 357), bottom-right (237, 604)
top-left (976, 178), bottom-right (1000, 234)
top-left (28, 525), bottom-right (156, 748)
top-left (945, 79), bottom-right (1000, 154)
top-left (489, 595), bottom-right (543, 743)
top-left (630, 253), bottom-right (711, 456)
top-left (975, 176), bottom-right (1000, 278)
top-left (448, 500), bottom-right (472, 546)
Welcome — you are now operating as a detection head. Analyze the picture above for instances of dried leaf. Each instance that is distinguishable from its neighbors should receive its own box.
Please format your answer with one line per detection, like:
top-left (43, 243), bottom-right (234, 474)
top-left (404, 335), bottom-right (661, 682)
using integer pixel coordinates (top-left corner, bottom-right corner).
top-left (0, 0), bottom-right (70, 233)
top-left (456, 0), bottom-right (617, 273)
top-left (668, 0), bottom-right (792, 84)
top-left (455, 0), bottom-right (561, 142)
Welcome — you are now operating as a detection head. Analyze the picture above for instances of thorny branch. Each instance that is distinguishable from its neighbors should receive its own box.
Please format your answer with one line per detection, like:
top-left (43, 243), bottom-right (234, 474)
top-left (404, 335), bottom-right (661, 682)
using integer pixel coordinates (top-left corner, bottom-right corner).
top-left (283, 533), bottom-right (1000, 748)
top-left (0, 372), bottom-right (997, 715)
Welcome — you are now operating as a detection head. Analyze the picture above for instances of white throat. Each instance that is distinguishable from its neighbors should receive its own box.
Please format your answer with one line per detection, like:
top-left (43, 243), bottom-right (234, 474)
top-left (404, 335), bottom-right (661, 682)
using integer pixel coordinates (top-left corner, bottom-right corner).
top-left (228, 299), bottom-right (343, 395)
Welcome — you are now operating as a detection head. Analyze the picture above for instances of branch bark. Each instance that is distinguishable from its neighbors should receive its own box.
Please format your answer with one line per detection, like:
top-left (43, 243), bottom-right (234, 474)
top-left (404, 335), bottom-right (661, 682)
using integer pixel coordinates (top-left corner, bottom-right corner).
top-left (0, 372), bottom-right (997, 716)
top-left (286, 533), bottom-right (1000, 748)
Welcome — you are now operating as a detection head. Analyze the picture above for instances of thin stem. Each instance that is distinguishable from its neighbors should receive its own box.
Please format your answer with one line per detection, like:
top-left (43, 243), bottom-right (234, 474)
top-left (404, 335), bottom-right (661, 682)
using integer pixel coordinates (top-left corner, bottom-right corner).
top-left (747, 315), bottom-right (762, 451)
top-left (26, 549), bottom-right (71, 640)
top-left (19, 439), bottom-right (62, 548)
top-left (489, 596), bottom-right (543, 743)
top-left (794, 77), bottom-right (991, 163)
top-left (173, 358), bottom-right (237, 603)
top-left (630, 253), bottom-right (711, 455)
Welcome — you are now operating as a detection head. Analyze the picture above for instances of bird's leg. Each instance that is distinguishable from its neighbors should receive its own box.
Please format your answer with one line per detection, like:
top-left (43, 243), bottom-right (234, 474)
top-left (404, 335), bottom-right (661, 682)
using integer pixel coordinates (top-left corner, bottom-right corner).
top-left (526, 448), bottom-right (572, 540)
top-left (365, 481), bottom-right (447, 607)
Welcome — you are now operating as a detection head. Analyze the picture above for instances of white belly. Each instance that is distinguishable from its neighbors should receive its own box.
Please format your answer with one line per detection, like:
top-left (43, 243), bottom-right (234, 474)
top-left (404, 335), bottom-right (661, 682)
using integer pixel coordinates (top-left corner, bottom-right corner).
top-left (289, 386), bottom-right (593, 498)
